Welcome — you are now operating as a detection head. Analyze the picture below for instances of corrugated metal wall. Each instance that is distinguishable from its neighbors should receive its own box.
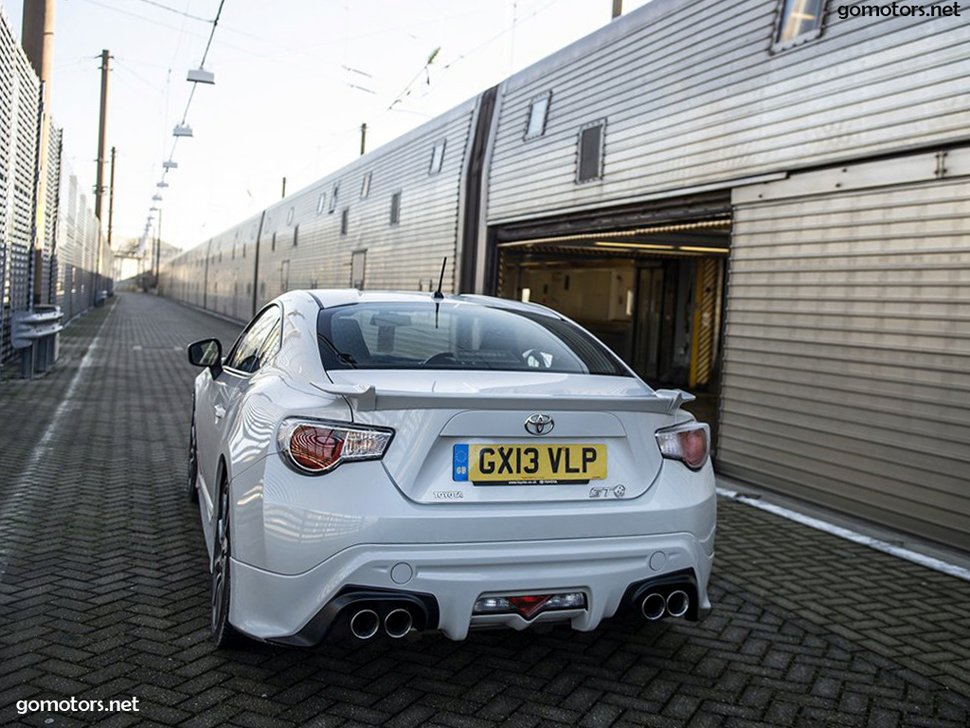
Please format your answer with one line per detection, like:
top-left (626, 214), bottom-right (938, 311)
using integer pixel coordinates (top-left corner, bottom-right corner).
top-left (486, 0), bottom-right (970, 224)
top-left (719, 148), bottom-right (970, 550)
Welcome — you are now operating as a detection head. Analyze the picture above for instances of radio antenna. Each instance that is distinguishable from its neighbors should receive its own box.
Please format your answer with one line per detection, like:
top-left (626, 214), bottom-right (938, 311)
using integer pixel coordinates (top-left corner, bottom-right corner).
top-left (433, 257), bottom-right (446, 300)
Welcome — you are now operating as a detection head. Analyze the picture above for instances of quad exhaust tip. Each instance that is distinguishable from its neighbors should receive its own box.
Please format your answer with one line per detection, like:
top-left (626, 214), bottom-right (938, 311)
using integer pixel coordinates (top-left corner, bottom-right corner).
top-left (666, 590), bottom-right (689, 618)
top-left (384, 608), bottom-right (413, 638)
top-left (641, 592), bottom-right (666, 621)
top-left (349, 609), bottom-right (380, 640)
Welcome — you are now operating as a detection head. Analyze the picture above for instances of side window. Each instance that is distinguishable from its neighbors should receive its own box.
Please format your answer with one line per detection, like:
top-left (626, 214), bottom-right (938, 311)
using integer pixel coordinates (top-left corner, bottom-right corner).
top-left (255, 317), bottom-right (283, 369)
top-left (226, 306), bottom-right (282, 374)
top-left (429, 140), bottom-right (446, 174)
top-left (525, 92), bottom-right (551, 139)
top-left (351, 250), bottom-right (366, 289)
top-left (774, 0), bottom-right (827, 48)
top-left (577, 120), bottom-right (606, 183)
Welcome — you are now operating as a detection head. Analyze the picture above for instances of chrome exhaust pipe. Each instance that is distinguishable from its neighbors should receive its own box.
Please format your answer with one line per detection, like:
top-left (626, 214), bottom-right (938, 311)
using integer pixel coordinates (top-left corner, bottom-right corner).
top-left (384, 608), bottom-right (413, 639)
top-left (666, 590), bottom-right (689, 618)
top-left (641, 592), bottom-right (666, 621)
top-left (349, 609), bottom-right (380, 640)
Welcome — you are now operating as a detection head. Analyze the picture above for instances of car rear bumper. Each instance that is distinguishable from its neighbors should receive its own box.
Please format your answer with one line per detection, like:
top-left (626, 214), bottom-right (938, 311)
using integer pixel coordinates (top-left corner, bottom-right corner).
top-left (229, 527), bottom-right (714, 642)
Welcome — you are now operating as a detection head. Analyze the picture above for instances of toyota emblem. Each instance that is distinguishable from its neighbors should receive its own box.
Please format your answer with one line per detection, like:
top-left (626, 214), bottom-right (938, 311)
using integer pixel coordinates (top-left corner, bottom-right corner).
top-left (524, 413), bottom-right (554, 436)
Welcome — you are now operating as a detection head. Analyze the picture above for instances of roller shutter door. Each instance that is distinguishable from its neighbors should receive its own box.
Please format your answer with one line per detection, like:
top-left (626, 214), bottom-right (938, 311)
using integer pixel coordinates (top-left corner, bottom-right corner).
top-left (719, 149), bottom-right (970, 550)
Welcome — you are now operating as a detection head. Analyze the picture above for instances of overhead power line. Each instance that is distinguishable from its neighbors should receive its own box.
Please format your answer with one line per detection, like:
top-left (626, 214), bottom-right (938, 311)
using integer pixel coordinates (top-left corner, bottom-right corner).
top-left (132, 0), bottom-right (213, 23)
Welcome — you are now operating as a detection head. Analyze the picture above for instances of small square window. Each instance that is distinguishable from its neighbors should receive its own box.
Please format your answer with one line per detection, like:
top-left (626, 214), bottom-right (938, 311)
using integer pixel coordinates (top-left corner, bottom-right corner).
top-left (286, 207), bottom-right (294, 225)
top-left (577, 120), bottom-right (605, 183)
top-left (774, 0), bottom-right (827, 47)
top-left (329, 183), bottom-right (339, 213)
top-left (316, 192), bottom-right (326, 215)
top-left (360, 172), bottom-right (371, 199)
top-left (525, 92), bottom-right (551, 139)
top-left (341, 208), bottom-right (349, 236)
top-left (390, 191), bottom-right (401, 226)
top-left (429, 140), bottom-right (446, 174)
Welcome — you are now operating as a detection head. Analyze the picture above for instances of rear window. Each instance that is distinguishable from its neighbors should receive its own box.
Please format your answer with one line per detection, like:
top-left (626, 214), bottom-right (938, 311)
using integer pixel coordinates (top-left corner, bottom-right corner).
top-left (316, 302), bottom-right (630, 376)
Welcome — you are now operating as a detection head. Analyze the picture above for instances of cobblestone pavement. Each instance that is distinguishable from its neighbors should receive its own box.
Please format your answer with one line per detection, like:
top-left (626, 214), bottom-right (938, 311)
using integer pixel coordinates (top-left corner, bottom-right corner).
top-left (1, 293), bottom-right (969, 728)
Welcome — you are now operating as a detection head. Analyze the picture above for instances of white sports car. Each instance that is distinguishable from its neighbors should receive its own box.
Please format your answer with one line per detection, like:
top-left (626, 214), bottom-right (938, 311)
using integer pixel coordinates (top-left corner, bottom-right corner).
top-left (187, 290), bottom-right (715, 647)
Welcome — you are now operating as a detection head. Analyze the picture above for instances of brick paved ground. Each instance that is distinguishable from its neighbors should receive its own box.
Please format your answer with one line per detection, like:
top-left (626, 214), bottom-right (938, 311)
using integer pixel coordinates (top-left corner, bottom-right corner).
top-left (1, 292), bottom-right (969, 728)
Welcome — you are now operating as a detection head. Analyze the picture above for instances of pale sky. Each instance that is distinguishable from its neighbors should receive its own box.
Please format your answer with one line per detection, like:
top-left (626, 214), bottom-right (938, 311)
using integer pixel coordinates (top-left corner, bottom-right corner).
top-left (3, 0), bottom-right (654, 251)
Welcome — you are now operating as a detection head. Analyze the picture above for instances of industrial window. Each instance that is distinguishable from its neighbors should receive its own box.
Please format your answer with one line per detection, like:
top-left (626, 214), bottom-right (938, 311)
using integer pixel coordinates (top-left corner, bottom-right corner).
top-left (316, 192), bottom-right (326, 215)
top-left (774, 0), bottom-right (827, 47)
top-left (390, 191), bottom-right (401, 225)
top-left (293, 224), bottom-right (299, 247)
top-left (577, 120), bottom-right (605, 183)
top-left (360, 172), bottom-right (371, 199)
top-left (341, 208), bottom-right (349, 236)
top-left (271, 232), bottom-right (277, 252)
top-left (329, 183), bottom-right (339, 213)
top-left (525, 92), bottom-right (551, 139)
top-left (429, 140), bottom-right (446, 174)
top-left (286, 207), bottom-right (294, 225)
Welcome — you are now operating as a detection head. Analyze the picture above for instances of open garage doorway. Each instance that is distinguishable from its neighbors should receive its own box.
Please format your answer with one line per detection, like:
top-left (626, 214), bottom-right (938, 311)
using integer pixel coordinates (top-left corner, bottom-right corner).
top-left (489, 193), bottom-right (731, 443)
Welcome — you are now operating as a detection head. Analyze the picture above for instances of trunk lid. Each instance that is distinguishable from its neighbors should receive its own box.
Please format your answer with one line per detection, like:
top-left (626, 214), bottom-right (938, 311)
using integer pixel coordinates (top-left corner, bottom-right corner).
top-left (323, 370), bottom-right (685, 504)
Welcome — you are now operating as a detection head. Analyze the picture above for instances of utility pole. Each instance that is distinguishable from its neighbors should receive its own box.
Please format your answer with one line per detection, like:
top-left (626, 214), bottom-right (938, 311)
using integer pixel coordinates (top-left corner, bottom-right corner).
top-left (22, 0), bottom-right (55, 306)
top-left (107, 146), bottom-right (116, 248)
top-left (612, 0), bottom-right (623, 19)
top-left (281, 177), bottom-right (286, 198)
top-left (155, 207), bottom-right (162, 290)
top-left (360, 123), bottom-right (367, 156)
top-left (94, 49), bottom-right (110, 221)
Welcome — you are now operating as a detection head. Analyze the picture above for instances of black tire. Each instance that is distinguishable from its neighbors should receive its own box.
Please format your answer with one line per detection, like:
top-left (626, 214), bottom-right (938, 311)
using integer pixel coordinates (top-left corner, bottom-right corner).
top-left (186, 412), bottom-right (200, 503)
top-left (211, 476), bottom-right (243, 648)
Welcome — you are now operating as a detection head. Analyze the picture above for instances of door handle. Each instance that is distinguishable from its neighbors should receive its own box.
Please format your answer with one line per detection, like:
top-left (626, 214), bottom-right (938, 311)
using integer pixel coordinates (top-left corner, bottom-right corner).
top-left (214, 405), bottom-right (226, 419)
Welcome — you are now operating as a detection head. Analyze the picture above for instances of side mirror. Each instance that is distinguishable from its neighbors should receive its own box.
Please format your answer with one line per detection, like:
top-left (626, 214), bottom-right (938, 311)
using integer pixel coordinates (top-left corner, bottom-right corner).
top-left (187, 338), bottom-right (223, 375)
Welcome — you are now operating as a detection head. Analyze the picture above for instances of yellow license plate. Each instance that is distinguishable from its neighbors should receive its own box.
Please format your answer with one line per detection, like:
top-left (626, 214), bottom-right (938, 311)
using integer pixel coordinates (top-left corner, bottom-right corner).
top-left (453, 443), bottom-right (607, 484)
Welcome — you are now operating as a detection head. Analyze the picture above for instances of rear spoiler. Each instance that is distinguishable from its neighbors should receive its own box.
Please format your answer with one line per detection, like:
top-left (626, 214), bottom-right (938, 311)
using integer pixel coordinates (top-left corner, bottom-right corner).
top-left (312, 383), bottom-right (695, 414)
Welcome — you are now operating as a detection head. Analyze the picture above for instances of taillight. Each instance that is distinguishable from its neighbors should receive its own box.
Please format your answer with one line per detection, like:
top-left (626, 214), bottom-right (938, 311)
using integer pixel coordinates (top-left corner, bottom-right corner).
top-left (278, 418), bottom-right (393, 474)
top-left (655, 423), bottom-right (710, 470)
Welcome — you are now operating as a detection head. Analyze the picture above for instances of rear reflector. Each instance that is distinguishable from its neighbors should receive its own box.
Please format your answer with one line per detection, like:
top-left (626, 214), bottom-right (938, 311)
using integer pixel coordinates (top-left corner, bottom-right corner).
top-left (474, 592), bottom-right (586, 619)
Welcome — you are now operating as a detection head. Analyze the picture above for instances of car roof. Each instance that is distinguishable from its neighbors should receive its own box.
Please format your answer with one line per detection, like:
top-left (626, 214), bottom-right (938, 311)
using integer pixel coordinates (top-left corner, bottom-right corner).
top-left (299, 289), bottom-right (562, 318)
